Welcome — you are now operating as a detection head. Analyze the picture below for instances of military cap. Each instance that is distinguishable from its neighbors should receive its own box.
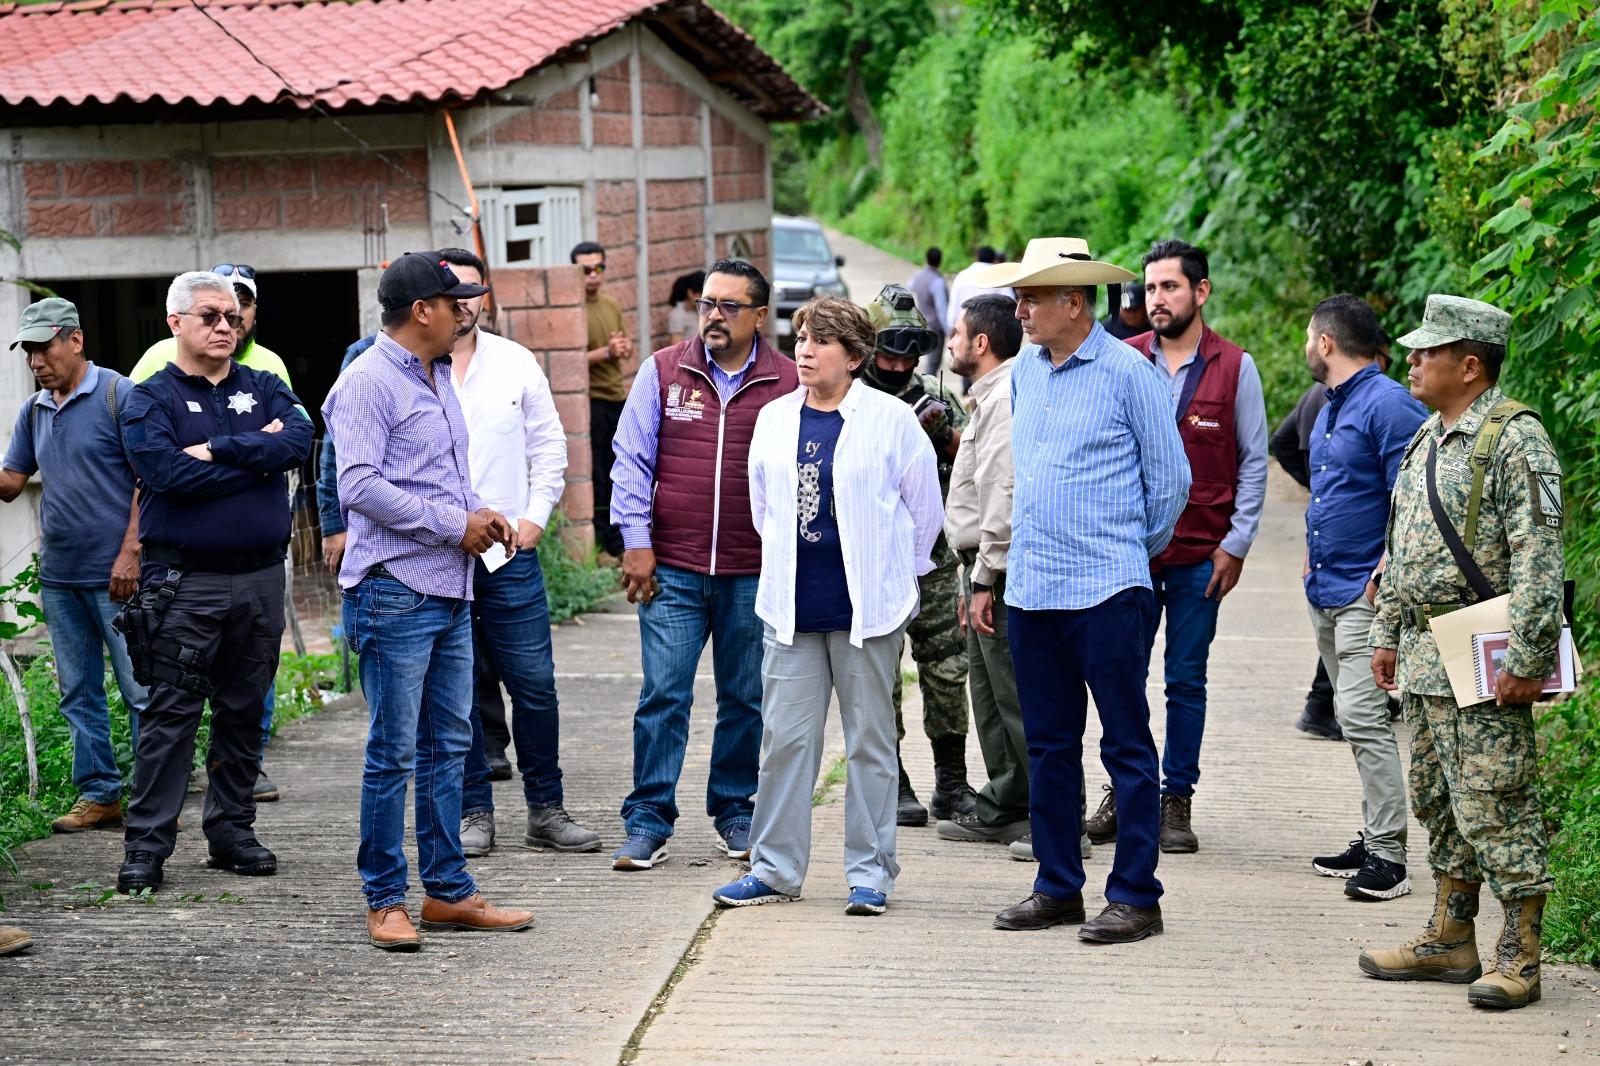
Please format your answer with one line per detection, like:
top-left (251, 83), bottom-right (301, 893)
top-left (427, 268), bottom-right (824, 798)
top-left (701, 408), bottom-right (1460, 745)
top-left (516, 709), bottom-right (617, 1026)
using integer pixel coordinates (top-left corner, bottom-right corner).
top-left (10, 297), bottom-right (80, 350)
top-left (1396, 294), bottom-right (1510, 350)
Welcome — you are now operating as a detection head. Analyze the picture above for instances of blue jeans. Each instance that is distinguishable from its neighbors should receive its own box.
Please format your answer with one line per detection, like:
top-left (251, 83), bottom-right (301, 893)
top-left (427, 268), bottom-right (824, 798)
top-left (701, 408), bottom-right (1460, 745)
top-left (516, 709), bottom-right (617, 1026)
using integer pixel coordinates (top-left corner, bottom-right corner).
top-left (344, 574), bottom-right (477, 910)
top-left (1153, 559), bottom-right (1221, 798)
top-left (1010, 588), bottom-right (1163, 909)
top-left (261, 683), bottom-right (274, 758)
top-left (41, 584), bottom-right (148, 804)
top-left (621, 563), bottom-right (762, 841)
top-left (463, 549), bottom-right (562, 814)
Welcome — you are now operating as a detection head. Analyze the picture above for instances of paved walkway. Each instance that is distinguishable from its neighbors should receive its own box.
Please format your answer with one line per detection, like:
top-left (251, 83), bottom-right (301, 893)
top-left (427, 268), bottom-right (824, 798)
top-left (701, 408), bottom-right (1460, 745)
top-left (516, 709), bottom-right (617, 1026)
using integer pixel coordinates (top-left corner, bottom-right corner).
top-left (3, 472), bottom-right (1595, 1064)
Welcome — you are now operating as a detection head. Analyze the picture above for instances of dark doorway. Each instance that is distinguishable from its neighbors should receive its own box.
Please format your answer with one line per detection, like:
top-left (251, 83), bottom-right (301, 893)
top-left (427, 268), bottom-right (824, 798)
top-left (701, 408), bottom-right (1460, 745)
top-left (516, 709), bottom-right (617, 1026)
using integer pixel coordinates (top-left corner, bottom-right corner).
top-left (37, 269), bottom-right (360, 433)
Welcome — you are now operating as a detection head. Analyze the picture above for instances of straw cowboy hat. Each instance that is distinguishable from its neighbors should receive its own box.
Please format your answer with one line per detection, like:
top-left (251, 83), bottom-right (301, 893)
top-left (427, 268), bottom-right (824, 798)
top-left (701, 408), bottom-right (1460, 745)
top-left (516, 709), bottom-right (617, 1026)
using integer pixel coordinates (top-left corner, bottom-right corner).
top-left (975, 237), bottom-right (1136, 288)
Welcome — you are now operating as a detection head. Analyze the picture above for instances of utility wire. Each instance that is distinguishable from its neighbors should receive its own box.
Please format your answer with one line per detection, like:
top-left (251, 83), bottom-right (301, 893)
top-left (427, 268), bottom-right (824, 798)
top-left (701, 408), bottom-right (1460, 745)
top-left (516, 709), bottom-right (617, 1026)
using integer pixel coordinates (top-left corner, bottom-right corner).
top-left (186, 0), bottom-right (476, 221)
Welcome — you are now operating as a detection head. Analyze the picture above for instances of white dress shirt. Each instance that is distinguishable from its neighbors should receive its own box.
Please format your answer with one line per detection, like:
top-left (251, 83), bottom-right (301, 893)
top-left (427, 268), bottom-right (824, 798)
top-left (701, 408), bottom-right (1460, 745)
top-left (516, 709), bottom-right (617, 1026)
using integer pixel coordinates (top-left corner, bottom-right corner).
top-left (944, 262), bottom-right (1013, 335)
top-left (452, 328), bottom-right (567, 528)
top-left (749, 379), bottom-right (943, 647)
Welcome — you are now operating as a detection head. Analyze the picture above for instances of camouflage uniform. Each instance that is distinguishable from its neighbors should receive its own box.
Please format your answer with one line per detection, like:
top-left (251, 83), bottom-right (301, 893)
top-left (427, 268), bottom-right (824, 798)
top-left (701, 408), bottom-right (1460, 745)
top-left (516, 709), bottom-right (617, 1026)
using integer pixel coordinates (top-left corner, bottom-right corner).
top-left (885, 370), bottom-right (971, 741)
top-left (1371, 371), bottom-right (1564, 900)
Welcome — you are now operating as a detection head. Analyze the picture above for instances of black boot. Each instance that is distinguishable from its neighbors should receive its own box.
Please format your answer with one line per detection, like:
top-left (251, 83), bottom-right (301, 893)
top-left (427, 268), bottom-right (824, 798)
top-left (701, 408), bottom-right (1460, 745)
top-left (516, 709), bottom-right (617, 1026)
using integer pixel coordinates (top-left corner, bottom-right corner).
top-left (897, 746), bottom-right (928, 827)
top-left (929, 734), bottom-right (978, 820)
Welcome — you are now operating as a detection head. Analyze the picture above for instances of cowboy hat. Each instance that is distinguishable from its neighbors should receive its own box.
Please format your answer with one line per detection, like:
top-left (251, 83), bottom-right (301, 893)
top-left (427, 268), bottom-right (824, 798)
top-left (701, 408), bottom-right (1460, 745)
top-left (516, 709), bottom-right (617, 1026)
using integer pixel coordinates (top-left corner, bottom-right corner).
top-left (974, 237), bottom-right (1136, 288)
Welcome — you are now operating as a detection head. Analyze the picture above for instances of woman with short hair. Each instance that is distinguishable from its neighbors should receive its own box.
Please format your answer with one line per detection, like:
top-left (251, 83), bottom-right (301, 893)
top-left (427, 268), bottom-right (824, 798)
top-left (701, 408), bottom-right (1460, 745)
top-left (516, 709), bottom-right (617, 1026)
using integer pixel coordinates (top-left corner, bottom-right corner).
top-left (711, 297), bottom-right (942, 916)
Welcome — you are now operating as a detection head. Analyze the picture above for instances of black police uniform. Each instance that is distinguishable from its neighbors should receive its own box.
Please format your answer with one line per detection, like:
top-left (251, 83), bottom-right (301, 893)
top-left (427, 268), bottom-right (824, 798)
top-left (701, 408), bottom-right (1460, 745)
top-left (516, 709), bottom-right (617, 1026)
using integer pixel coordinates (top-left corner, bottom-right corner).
top-left (118, 360), bottom-right (312, 869)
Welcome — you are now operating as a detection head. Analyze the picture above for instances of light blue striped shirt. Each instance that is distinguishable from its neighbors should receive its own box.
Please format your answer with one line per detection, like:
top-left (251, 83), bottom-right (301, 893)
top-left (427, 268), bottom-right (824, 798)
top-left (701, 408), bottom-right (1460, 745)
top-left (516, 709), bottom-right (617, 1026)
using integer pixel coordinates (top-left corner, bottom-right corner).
top-left (1005, 322), bottom-right (1192, 611)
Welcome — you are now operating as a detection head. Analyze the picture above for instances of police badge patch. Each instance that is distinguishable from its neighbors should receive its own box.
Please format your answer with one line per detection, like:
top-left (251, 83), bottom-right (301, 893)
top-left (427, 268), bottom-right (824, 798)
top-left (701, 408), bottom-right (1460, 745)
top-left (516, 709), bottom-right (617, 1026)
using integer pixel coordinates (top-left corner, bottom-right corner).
top-left (1529, 463), bottom-right (1563, 531)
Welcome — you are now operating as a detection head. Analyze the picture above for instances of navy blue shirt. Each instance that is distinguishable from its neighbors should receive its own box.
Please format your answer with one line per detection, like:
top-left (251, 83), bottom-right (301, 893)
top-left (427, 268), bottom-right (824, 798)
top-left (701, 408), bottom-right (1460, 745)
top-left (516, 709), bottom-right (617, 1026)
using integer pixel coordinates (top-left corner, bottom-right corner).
top-left (794, 405), bottom-right (852, 633)
top-left (1305, 363), bottom-right (1427, 609)
top-left (2, 364), bottom-right (137, 588)
top-left (122, 360), bottom-right (314, 564)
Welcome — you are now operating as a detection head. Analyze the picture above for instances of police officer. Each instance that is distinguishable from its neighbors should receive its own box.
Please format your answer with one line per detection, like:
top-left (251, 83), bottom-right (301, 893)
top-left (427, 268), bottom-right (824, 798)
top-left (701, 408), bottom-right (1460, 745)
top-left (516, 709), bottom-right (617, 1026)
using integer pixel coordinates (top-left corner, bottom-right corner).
top-left (115, 271), bottom-right (313, 894)
top-left (861, 284), bottom-right (975, 826)
top-left (1362, 295), bottom-right (1564, 1010)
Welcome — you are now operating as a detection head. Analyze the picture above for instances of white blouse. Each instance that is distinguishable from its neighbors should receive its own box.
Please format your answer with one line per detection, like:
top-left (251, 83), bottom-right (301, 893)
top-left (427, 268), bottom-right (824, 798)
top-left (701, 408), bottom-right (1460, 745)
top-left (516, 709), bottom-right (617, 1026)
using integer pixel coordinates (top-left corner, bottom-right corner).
top-left (748, 379), bottom-right (943, 647)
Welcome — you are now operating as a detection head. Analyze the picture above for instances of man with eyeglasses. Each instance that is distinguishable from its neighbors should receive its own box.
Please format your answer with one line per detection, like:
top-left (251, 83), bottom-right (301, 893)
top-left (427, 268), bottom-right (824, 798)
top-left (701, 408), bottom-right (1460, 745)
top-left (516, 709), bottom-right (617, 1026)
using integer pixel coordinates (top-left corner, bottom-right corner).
top-left (573, 241), bottom-right (634, 560)
top-left (859, 284), bottom-right (975, 829)
top-left (131, 262), bottom-right (292, 807)
top-left (115, 270), bottom-right (314, 895)
top-left (1, 297), bottom-right (148, 836)
top-left (131, 264), bottom-right (292, 390)
top-left (607, 258), bottom-right (798, 870)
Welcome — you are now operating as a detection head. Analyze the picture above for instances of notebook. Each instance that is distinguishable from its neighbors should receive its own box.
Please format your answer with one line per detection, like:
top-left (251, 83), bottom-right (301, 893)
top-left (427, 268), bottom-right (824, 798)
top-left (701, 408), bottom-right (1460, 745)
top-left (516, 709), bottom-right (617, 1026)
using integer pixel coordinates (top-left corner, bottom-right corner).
top-left (1470, 627), bottom-right (1577, 701)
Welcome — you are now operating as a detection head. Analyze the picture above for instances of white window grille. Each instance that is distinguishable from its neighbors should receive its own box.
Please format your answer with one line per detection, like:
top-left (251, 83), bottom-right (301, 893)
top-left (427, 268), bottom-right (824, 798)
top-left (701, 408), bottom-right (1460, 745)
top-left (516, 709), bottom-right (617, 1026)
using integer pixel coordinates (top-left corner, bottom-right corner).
top-left (477, 187), bottom-right (583, 269)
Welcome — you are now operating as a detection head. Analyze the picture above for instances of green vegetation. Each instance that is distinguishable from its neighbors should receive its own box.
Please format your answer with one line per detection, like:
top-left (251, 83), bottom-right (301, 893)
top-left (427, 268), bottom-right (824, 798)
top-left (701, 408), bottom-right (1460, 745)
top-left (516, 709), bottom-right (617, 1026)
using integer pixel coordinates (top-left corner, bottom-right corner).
top-left (721, 0), bottom-right (1600, 961)
top-left (539, 518), bottom-right (622, 623)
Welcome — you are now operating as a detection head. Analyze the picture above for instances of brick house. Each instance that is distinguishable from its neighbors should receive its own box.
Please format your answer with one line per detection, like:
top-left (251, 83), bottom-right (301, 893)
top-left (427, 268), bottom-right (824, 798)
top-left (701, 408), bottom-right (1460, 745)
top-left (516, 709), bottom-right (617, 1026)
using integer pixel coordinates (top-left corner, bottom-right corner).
top-left (0, 0), bottom-right (820, 565)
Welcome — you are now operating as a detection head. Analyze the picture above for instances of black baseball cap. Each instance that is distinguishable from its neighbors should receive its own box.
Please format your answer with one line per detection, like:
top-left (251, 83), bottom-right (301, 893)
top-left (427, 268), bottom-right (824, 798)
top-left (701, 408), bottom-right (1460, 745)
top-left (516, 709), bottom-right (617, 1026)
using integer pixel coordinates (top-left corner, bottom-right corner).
top-left (378, 251), bottom-right (490, 312)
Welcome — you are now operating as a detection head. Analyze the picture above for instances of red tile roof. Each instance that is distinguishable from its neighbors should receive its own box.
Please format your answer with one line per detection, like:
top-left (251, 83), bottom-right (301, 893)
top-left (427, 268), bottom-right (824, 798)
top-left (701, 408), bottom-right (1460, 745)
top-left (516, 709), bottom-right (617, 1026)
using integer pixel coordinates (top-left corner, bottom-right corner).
top-left (0, 0), bottom-right (822, 119)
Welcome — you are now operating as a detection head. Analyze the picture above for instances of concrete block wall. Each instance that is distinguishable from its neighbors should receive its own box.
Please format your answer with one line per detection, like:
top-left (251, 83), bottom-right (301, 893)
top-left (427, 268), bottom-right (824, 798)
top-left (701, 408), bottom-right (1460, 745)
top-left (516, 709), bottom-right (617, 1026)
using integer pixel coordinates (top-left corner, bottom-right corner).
top-left (491, 264), bottom-right (595, 555)
top-left (21, 159), bottom-right (193, 238)
top-left (211, 151), bottom-right (429, 232)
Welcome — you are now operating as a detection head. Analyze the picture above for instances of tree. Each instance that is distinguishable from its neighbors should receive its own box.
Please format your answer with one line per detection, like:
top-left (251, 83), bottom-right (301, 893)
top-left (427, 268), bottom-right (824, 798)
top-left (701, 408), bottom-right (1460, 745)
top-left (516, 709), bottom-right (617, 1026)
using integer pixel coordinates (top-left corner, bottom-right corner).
top-left (716, 0), bottom-right (936, 167)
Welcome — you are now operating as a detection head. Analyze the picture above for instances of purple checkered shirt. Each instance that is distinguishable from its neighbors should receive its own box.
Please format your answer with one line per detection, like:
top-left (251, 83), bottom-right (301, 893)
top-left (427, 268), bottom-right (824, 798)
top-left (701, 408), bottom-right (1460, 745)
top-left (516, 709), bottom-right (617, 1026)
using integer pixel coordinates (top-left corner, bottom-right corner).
top-left (322, 332), bottom-right (483, 598)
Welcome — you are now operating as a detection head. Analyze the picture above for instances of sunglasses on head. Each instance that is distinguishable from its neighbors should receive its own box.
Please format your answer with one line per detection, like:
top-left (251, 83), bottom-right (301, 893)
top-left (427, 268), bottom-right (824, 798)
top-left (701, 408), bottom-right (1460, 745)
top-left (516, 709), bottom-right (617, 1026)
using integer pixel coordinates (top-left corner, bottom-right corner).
top-left (181, 309), bottom-right (244, 332)
top-left (876, 327), bottom-right (939, 358)
top-left (212, 264), bottom-right (256, 280)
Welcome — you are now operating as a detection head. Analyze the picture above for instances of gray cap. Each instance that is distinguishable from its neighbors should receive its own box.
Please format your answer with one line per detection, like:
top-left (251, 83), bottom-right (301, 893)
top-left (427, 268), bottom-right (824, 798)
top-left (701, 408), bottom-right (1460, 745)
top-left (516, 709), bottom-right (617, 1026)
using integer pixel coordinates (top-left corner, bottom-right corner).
top-left (10, 297), bottom-right (80, 350)
top-left (1395, 294), bottom-right (1510, 350)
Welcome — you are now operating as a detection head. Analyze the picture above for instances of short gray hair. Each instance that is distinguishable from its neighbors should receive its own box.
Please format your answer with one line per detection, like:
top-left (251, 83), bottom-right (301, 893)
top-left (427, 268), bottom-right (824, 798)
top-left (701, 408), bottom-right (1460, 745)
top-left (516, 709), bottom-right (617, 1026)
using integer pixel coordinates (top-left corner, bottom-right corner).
top-left (166, 271), bottom-right (238, 316)
top-left (1054, 285), bottom-right (1096, 309)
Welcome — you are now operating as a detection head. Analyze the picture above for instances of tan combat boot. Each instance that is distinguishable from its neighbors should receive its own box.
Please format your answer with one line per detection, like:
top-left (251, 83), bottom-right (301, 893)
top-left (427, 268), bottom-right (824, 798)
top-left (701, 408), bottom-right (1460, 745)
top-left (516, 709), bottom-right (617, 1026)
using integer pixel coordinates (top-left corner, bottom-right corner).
top-left (51, 797), bottom-right (124, 833)
top-left (1358, 874), bottom-right (1482, 982)
top-left (1467, 895), bottom-right (1543, 1009)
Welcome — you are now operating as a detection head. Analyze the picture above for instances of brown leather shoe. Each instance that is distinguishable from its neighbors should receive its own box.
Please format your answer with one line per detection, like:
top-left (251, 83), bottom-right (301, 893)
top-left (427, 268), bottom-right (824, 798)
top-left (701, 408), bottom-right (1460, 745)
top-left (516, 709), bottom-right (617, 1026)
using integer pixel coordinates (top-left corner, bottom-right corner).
top-left (0, 925), bottom-right (34, 956)
top-left (51, 797), bottom-right (123, 833)
top-left (419, 892), bottom-right (534, 933)
top-left (993, 891), bottom-right (1086, 930)
top-left (1079, 900), bottom-right (1164, 943)
top-left (367, 905), bottom-right (421, 952)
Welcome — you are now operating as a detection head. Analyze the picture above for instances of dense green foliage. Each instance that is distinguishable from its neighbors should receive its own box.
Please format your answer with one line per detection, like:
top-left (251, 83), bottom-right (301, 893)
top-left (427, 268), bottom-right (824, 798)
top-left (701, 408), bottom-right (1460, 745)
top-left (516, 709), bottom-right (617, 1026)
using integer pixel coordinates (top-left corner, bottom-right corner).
top-left (539, 519), bottom-right (622, 623)
top-left (722, 0), bottom-right (1600, 961)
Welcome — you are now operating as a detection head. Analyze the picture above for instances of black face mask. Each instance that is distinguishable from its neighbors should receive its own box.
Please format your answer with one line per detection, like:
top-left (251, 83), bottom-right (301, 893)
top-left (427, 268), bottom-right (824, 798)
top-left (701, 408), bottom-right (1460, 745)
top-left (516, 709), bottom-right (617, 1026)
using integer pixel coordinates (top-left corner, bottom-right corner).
top-left (871, 364), bottom-right (915, 391)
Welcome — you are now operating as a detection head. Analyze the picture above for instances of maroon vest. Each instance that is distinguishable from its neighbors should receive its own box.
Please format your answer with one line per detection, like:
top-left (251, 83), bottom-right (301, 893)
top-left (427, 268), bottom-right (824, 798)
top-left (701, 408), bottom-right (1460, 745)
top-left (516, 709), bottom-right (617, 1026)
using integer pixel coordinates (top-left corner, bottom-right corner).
top-left (1129, 326), bottom-right (1244, 567)
top-left (651, 334), bottom-right (799, 575)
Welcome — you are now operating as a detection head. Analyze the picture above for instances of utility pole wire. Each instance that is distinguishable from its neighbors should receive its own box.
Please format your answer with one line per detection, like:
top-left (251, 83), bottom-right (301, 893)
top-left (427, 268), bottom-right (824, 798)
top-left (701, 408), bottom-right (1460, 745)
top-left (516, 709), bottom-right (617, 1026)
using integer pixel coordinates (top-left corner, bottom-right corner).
top-left (186, 0), bottom-right (477, 222)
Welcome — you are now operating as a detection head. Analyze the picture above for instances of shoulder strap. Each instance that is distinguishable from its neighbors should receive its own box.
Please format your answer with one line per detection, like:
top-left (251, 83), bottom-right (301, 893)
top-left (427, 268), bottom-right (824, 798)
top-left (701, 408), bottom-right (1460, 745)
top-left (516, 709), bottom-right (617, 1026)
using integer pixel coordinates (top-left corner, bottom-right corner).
top-left (1426, 437), bottom-right (1497, 603)
top-left (105, 375), bottom-right (127, 449)
top-left (1462, 399), bottom-right (1538, 553)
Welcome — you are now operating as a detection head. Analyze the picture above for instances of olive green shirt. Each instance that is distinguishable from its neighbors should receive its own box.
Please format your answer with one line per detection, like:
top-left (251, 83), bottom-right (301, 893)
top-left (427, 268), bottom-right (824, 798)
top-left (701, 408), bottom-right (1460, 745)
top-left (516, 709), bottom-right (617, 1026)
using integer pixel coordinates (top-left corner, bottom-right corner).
top-left (586, 293), bottom-right (628, 403)
top-left (1370, 386), bottom-right (1565, 694)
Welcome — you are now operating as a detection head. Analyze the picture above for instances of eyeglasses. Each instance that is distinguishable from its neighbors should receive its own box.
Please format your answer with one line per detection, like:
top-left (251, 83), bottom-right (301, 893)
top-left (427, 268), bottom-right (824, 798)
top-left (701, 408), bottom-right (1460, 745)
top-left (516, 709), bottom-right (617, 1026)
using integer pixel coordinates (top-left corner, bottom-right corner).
top-left (581, 264), bottom-right (606, 276)
top-left (181, 309), bottom-right (243, 332)
top-left (695, 298), bottom-right (759, 318)
top-left (211, 264), bottom-right (256, 281)
top-left (876, 327), bottom-right (939, 358)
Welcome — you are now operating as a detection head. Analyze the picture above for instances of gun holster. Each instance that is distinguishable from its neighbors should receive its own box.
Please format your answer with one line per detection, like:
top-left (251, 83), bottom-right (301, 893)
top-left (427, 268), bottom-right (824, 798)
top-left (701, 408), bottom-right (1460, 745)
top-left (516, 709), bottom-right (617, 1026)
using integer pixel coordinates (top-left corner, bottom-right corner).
top-left (111, 568), bottom-right (216, 697)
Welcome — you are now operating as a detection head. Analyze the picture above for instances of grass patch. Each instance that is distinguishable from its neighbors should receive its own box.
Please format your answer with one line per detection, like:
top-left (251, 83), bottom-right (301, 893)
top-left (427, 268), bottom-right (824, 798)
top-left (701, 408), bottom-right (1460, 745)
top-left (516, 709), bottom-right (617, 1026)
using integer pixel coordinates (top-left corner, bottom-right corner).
top-left (811, 754), bottom-right (847, 807)
top-left (540, 518), bottom-right (622, 624)
top-left (1537, 681), bottom-right (1600, 964)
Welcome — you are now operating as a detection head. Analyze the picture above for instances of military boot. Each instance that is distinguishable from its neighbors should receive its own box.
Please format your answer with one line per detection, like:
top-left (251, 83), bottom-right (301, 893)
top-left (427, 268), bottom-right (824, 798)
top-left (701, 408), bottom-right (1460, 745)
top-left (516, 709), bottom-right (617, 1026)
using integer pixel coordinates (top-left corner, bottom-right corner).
top-left (1467, 895), bottom-right (1544, 1009)
top-left (896, 749), bottom-right (928, 828)
top-left (1085, 784), bottom-right (1117, 844)
top-left (928, 735), bottom-right (977, 820)
top-left (1358, 874), bottom-right (1482, 983)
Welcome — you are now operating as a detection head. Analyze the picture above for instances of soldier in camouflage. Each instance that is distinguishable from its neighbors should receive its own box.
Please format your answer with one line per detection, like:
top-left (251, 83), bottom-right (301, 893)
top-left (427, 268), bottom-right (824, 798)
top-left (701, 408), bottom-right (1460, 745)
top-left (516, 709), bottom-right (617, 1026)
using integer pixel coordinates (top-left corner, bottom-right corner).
top-left (1361, 294), bottom-right (1564, 1011)
top-left (862, 285), bottom-right (975, 827)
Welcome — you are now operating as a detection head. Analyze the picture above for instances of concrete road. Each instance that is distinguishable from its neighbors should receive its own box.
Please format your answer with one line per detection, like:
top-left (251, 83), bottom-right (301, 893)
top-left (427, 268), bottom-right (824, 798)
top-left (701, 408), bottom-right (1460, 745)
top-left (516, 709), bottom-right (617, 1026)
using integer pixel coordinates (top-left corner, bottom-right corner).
top-left (1, 470), bottom-right (1596, 1064)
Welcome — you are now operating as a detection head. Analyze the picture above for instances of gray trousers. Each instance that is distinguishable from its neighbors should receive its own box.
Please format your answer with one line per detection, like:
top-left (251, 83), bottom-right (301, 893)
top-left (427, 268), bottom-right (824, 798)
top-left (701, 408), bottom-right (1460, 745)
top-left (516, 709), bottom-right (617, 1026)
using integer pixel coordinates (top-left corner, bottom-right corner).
top-left (748, 624), bottom-right (905, 896)
top-left (967, 572), bottom-right (1029, 826)
top-left (1308, 598), bottom-right (1407, 863)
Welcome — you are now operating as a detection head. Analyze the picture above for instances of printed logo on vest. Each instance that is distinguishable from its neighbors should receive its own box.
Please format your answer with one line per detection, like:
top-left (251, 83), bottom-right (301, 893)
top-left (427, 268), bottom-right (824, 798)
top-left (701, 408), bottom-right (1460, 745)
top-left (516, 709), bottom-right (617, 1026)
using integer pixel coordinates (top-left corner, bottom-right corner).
top-left (665, 384), bottom-right (706, 423)
top-left (1186, 413), bottom-right (1221, 430)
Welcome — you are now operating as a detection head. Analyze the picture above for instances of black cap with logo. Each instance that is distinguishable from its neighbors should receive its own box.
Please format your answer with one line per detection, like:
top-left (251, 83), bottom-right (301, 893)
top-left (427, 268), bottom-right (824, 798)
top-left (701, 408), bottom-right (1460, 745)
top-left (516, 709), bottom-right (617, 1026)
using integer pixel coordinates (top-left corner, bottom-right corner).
top-left (378, 251), bottom-right (490, 312)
